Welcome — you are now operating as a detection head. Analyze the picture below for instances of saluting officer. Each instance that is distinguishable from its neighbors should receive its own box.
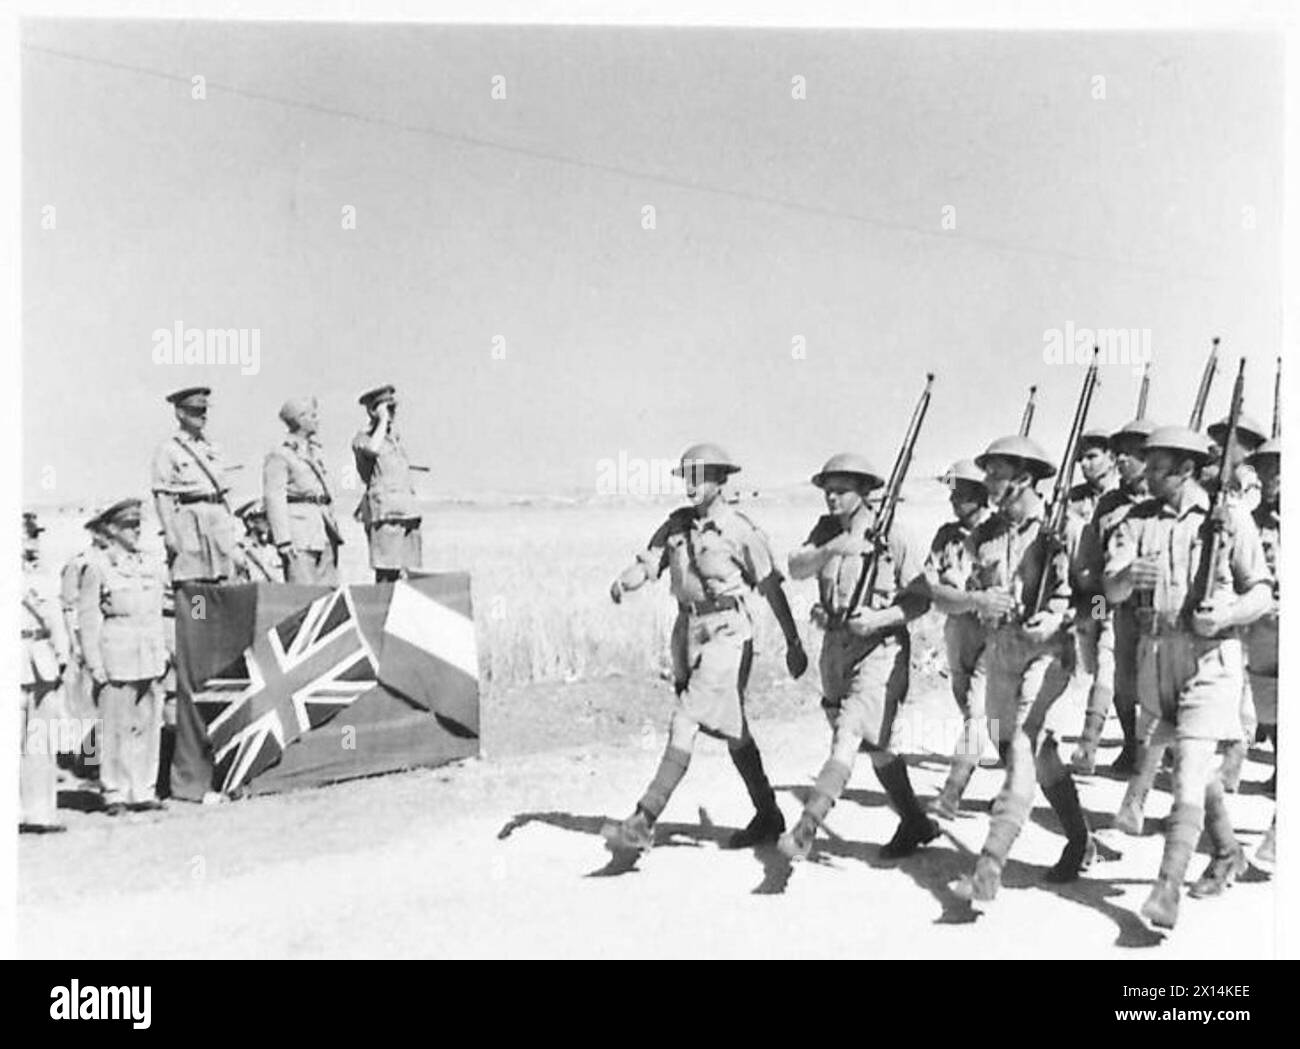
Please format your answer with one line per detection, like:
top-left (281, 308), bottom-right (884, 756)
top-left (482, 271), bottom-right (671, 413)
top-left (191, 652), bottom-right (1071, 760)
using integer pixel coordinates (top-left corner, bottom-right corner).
top-left (1102, 427), bottom-right (1272, 930)
top-left (925, 460), bottom-right (993, 820)
top-left (233, 499), bottom-right (285, 583)
top-left (20, 512), bottom-right (70, 832)
top-left (777, 453), bottom-right (938, 862)
top-left (77, 499), bottom-right (169, 816)
top-left (151, 386), bottom-right (242, 584)
top-left (1245, 438), bottom-right (1279, 874)
top-left (1071, 419), bottom-right (1153, 774)
top-left (264, 396), bottom-right (341, 584)
top-left (948, 436), bottom-right (1096, 905)
top-left (352, 385), bottom-right (422, 583)
top-left (603, 444), bottom-right (808, 856)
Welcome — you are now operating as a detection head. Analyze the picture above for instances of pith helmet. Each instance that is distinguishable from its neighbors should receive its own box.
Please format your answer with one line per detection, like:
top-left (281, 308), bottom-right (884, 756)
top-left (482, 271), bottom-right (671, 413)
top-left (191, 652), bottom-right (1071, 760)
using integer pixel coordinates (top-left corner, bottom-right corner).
top-left (1247, 437), bottom-right (1280, 466)
top-left (1110, 418), bottom-right (1157, 449)
top-left (941, 459), bottom-right (988, 492)
top-left (1143, 426), bottom-right (1212, 464)
top-left (975, 435), bottom-right (1057, 482)
top-left (812, 452), bottom-right (885, 491)
top-left (672, 442), bottom-right (740, 477)
top-left (1207, 413), bottom-right (1267, 450)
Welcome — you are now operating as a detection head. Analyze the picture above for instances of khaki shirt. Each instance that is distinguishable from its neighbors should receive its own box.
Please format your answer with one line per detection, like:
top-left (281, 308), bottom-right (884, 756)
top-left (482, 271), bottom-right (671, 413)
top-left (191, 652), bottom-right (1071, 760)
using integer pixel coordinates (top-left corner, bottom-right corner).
top-left (804, 507), bottom-right (926, 619)
top-left (78, 544), bottom-right (168, 682)
top-left (1104, 482), bottom-right (1270, 632)
top-left (22, 564), bottom-right (69, 688)
top-left (965, 497), bottom-right (1071, 620)
top-left (925, 512), bottom-right (988, 622)
top-left (152, 429), bottom-right (240, 581)
top-left (1253, 502), bottom-right (1279, 609)
top-left (352, 427), bottom-right (418, 523)
top-left (264, 434), bottom-right (339, 551)
top-left (152, 429), bottom-right (232, 498)
top-left (638, 504), bottom-right (776, 606)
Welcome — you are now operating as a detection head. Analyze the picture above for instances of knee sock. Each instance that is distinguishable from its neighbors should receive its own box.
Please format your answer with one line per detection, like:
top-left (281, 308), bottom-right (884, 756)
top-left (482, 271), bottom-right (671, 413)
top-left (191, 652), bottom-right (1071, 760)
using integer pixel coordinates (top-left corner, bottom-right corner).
top-left (729, 739), bottom-right (777, 816)
top-left (804, 759), bottom-right (852, 824)
top-left (1042, 774), bottom-right (1090, 845)
top-left (984, 783), bottom-right (1032, 864)
top-left (875, 756), bottom-right (926, 824)
top-left (1203, 777), bottom-right (1240, 857)
top-left (1157, 802), bottom-right (1204, 887)
top-left (637, 745), bottom-right (692, 822)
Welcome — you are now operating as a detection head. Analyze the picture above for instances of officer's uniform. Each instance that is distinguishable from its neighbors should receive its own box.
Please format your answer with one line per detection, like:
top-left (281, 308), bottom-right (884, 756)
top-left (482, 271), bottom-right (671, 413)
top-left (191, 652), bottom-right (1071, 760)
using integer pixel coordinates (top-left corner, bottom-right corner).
top-left (779, 452), bottom-right (937, 863)
top-left (58, 532), bottom-right (109, 768)
top-left (21, 516), bottom-right (70, 830)
top-left (924, 500), bottom-right (991, 814)
top-left (151, 388), bottom-right (240, 584)
top-left (352, 386), bottom-right (422, 577)
top-left (78, 501), bottom-right (169, 810)
top-left (1104, 426), bottom-right (1271, 928)
top-left (264, 425), bottom-right (340, 585)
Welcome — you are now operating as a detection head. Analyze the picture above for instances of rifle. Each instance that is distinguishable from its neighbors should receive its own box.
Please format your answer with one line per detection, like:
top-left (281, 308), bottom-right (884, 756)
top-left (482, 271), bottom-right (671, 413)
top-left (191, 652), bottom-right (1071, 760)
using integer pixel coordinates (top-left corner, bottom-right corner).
top-left (1188, 337), bottom-right (1220, 430)
top-left (1027, 347), bottom-right (1100, 615)
top-left (1273, 356), bottom-right (1281, 439)
top-left (834, 373), bottom-right (935, 627)
top-left (1136, 361), bottom-right (1151, 418)
top-left (1188, 358), bottom-right (1246, 618)
top-left (1019, 385), bottom-right (1037, 437)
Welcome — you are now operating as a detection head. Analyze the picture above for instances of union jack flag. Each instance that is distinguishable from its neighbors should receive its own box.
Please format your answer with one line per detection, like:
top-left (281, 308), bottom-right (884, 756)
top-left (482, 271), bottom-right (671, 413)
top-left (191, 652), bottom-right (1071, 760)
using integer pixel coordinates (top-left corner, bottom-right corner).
top-left (199, 587), bottom-right (379, 793)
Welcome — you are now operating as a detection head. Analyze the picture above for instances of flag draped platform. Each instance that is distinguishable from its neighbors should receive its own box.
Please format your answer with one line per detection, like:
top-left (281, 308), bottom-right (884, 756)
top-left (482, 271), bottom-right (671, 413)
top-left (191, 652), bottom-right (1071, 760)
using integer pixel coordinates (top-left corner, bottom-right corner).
top-left (169, 575), bottom-right (480, 799)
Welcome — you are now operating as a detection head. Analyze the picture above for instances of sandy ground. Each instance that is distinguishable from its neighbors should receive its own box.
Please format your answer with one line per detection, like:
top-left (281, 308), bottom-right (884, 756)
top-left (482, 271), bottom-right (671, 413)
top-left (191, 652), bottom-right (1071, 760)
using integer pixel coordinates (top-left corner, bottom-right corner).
top-left (17, 678), bottom-right (1277, 959)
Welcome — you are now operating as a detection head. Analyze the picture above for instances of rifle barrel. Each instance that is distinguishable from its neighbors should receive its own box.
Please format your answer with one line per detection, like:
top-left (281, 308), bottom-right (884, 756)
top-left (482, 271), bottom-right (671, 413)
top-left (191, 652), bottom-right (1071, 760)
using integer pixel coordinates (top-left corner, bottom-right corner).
top-left (1019, 386), bottom-right (1037, 437)
top-left (1273, 356), bottom-right (1282, 439)
top-left (1189, 337), bottom-right (1220, 430)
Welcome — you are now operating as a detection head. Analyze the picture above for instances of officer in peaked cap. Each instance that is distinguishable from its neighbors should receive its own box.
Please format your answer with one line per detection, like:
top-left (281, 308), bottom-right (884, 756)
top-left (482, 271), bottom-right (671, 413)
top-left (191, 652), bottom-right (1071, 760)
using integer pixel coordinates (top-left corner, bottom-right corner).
top-left (1102, 425), bottom-right (1272, 929)
top-left (925, 460), bottom-right (994, 819)
top-left (77, 498), bottom-right (169, 816)
top-left (21, 511), bottom-right (71, 832)
top-left (352, 384), bottom-right (423, 583)
top-left (603, 443), bottom-right (808, 858)
top-left (778, 451), bottom-right (939, 863)
top-left (151, 386), bottom-right (242, 584)
top-left (948, 434), bottom-right (1096, 905)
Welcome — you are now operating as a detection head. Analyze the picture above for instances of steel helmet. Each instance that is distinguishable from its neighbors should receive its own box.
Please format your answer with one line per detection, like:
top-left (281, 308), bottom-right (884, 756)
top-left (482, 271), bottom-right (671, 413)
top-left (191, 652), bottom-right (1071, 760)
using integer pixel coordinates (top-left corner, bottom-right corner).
top-left (940, 459), bottom-right (988, 492)
top-left (672, 442), bottom-right (741, 477)
top-left (1109, 417), bottom-right (1157, 450)
top-left (1076, 429), bottom-right (1112, 457)
top-left (811, 452), bottom-right (885, 491)
top-left (1246, 437), bottom-right (1280, 466)
top-left (1207, 413), bottom-right (1267, 450)
top-left (974, 435), bottom-right (1057, 482)
top-left (1143, 426), bottom-right (1212, 463)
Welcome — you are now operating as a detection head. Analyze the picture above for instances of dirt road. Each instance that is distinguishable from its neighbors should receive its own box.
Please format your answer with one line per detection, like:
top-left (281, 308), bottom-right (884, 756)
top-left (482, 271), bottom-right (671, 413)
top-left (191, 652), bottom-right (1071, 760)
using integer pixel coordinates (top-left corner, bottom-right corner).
top-left (18, 683), bottom-right (1277, 959)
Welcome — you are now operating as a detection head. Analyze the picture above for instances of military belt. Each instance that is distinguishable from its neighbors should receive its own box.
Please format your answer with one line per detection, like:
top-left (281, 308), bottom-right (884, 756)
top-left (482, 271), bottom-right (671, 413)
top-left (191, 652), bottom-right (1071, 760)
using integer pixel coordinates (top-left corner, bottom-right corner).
top-left (21, 629), bottom-right (50, 640)
top-left (680, 595), bottom-right (741, 616)
top-left (178, 492), bottom-right (224, 505)
top-left (288, 494), bottom-right (332, 505)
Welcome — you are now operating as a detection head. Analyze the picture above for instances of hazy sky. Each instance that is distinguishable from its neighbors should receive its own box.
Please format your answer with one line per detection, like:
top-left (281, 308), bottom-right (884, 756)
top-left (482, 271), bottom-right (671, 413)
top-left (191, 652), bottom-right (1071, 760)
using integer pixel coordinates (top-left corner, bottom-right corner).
top-left (22, 21), bottom-right (1283, 504)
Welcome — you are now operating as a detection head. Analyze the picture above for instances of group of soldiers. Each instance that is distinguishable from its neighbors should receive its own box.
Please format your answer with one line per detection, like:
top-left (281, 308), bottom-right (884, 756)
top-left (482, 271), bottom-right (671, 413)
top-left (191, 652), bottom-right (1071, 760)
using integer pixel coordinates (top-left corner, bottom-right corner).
top-left (19, 383), bottom-right (425, 831)
top-left (602, 401), bottom-right (1279, 934)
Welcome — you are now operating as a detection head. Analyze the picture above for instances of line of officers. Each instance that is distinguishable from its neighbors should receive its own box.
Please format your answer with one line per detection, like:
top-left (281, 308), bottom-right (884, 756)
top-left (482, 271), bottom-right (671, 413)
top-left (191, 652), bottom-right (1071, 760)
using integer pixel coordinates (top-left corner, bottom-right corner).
top-left (602, 413), bottom-right (1278, 934)
top-left (18, 383), bottom-right (427, 831)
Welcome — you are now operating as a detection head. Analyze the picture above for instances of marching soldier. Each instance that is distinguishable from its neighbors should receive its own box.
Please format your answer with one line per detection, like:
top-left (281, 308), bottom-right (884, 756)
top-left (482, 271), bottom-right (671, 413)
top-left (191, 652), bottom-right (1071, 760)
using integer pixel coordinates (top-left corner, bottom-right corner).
top-left (777, 453), bottom-right (939, 861)
top-left (77, 499), bottom-right (169, 816)
top-left (924, 460), bottom-right (993, 820)
top-left (264, 396), bottom-right (341, 584)
top-left (1071, 419), bottom-right (1154, 774)
top-left (233, 500), bottom-right (285, 583)
top-left (352, 385), bottom-right (422, 583)
top-left (20, 512), bottom-right (70, 833)
top-left (1206, 412), bottom-right (1268, 790)
top-left (1102, 427), bottom-right (1272, 930)
top-left (948, 436), bottom-right (1096, 905)
top-left (1064, 429), bottom-right (1119, 774)
top-left (603, 444), bottom-right (808, 855)
top-left (151, 386), bottom-right (242, 585)
top-left (1245, 437), bottom-right (1279, 811)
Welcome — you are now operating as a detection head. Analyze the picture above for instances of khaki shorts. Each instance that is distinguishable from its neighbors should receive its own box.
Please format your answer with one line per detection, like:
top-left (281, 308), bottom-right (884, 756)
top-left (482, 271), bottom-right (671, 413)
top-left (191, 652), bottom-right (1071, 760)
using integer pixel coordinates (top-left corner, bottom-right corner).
top-left (984, 626), bottom-right (1073, 744)
top-left (1136, 633), bottom-right (1245, 742)
top-left (367, 519), bottom-right (423, 571)
top-left (819, 628), bottom-right (909, 752)
top-left (1246, 615), bottom-right (1278, 726)
top-left (670, 607), bottom-right (753, 741)
top-left (944, 613), bottom-right (985, 718)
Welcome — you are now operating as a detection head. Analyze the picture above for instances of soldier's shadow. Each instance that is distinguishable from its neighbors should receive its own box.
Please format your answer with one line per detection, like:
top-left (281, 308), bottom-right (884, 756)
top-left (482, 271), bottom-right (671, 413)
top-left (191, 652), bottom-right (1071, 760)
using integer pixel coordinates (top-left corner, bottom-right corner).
top-left (495, 808), bottom-right (791, 886)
